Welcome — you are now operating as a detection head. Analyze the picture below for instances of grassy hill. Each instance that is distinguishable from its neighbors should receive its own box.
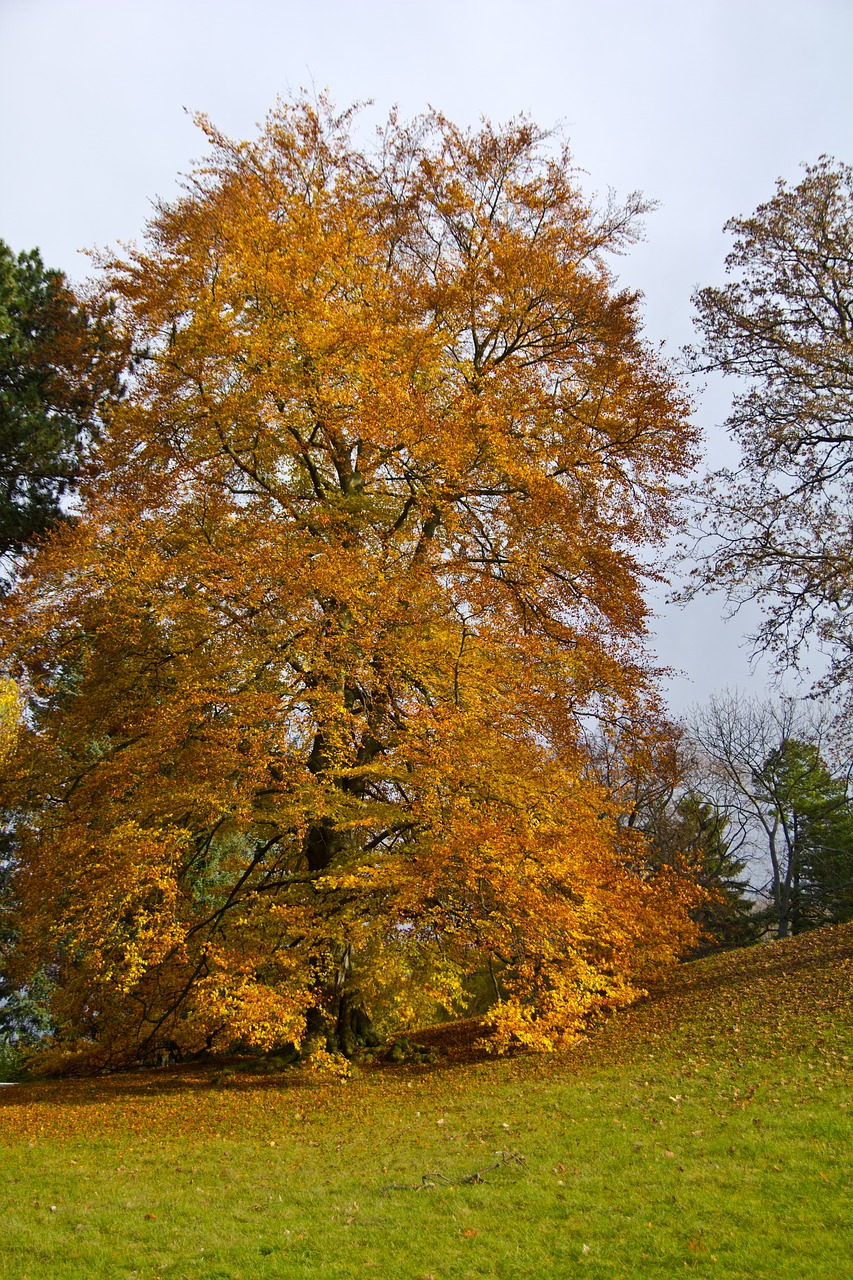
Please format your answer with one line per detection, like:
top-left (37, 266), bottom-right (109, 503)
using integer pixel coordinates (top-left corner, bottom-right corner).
top-left (1, 924), bottom-right (851, 1279)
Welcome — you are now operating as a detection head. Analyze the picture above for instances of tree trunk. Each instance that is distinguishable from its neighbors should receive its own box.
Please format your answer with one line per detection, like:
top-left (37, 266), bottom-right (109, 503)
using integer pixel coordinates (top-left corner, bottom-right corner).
top-left (333, 989), bottom-right (380, 1058)
top-left (298, 674), bottom-right (389, 1050)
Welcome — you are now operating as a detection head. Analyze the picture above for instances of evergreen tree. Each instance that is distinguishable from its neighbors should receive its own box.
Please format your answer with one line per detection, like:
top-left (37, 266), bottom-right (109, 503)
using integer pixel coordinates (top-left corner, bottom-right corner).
top-left (642, 790), bottom-right (759, 956)
top-left (0, 240), bottom-right (124, 564)
top-left (758, 739), bottom-right (853, 932)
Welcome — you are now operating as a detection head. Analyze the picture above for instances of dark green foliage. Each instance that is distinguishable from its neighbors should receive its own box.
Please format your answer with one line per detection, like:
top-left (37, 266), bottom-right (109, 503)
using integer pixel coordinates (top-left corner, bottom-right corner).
top-left (756, 738), bottom-right (853, 934)
top-left (643, 790), bottom-right (760, 956)
top-left (688, 692), bottom-right (852, 940)
top-left (798, 792), bottom-right (853, 928)
top-left (0, 240), bottom-right (124, 562)
top-left (584, 718), bottom-right (760, 957)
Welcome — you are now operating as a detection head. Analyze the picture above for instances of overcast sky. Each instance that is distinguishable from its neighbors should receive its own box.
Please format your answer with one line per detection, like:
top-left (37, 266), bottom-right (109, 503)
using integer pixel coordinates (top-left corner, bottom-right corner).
top-left (2, 0), bottom-right (851, 714)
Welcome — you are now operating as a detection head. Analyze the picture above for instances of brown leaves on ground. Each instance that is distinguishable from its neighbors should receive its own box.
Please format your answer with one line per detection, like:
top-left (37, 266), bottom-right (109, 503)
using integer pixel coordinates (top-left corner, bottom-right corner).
top-left (568, 920), bottom-right (853, 1069)
top-left (2, 923), bottom-right (850, 1148)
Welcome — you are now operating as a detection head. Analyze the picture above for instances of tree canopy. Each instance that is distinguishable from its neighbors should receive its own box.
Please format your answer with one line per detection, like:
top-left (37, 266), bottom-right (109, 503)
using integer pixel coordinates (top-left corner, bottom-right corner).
top-left (758, 738), bottom-right (853, 933)
top-left (0, 99), bottom-right (701, 1070)
top-left (0, 241), bottom-right (124, 566)
top-left (689, 158), bottom-right (853, 695)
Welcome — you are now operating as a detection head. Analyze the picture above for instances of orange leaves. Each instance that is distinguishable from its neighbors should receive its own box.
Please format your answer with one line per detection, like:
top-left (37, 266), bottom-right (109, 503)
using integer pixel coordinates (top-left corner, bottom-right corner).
top-left (0, 97), bottom-right (700, 1070)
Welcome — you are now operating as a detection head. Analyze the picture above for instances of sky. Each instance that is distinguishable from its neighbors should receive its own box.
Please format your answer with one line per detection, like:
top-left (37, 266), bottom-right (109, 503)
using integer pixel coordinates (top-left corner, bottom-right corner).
top-left (2, 0), bottom-right (851, 715)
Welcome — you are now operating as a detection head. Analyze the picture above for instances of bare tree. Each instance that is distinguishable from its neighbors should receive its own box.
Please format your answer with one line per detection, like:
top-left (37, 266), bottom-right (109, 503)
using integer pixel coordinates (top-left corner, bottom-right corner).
top-left (688, 690), bottom-right (848, 938)
top-left (688, 159), bottom-right (853, 701)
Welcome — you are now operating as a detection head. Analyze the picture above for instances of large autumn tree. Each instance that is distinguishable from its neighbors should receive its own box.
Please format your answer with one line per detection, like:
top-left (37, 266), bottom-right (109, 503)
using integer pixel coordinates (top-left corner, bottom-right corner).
top-left (1, 99), bottom-right (701, 1070)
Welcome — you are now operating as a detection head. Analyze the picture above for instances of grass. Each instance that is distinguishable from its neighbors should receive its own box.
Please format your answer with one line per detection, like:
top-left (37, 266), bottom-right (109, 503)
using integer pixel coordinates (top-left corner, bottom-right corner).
top-left (1, 924), bottom-right (851, 1279)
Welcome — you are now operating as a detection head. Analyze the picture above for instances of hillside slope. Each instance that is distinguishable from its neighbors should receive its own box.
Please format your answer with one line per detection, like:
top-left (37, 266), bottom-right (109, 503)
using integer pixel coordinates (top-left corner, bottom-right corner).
top-left (0, 926), bottom-right (850, 1280)
top-left (411, 920), bottom-right (853, 1070)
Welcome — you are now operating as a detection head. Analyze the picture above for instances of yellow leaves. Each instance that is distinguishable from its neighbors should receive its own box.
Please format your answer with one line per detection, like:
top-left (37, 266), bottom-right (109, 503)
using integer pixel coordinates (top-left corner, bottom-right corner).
top-left (21, 820), bottom-right (190, 1002)
top-left (301, 1041), bottom-right (351, 1079)
top-left (0, 97), bottom-right (701, 1071)
top-left (190, 968), bottom-right (309, 1054)
top-left (0, 675), bottom-right (21, 763)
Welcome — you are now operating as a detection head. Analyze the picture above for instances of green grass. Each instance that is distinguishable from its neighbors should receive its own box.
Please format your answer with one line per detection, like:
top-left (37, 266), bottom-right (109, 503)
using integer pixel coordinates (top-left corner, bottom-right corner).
top-left (1, 924), bottom-right (851, 1279)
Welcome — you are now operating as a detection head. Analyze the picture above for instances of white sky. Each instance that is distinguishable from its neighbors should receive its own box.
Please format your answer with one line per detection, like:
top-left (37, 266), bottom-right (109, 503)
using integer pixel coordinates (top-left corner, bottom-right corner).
top-left (2, 0), bottom-right (851, 715)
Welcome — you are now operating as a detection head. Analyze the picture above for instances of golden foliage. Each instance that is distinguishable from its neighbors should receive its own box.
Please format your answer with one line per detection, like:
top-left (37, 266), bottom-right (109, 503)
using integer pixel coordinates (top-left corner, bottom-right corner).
top-left (0, 676), bottom-right (20, 763)
top-left (1, 98), bottom-right (700, 1068)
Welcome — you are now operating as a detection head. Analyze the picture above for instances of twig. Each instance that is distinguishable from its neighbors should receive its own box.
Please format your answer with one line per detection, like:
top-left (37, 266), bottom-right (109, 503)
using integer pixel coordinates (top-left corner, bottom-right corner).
top-left (379, 1150), bottom-right (526, 1192)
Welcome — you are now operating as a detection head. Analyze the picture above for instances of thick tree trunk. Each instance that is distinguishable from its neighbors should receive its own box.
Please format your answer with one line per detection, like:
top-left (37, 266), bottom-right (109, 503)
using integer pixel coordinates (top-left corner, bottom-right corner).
top-left (298, 672), bottom-right (389, 1052)
top-left (301, 990), bottom-right (379, 1058)
top-left (333, 989), bottom-right (380, 1058)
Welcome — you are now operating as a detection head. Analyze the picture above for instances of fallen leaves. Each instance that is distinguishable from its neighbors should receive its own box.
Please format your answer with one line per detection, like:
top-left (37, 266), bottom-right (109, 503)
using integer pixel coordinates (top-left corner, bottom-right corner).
top-left (0, 922), bottom-right (849, 1280)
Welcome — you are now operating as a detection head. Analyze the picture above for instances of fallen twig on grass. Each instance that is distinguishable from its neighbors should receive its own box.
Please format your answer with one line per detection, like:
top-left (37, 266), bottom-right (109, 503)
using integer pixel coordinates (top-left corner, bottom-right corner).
top-left (380, 1150), bottom-right (526, 1192)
